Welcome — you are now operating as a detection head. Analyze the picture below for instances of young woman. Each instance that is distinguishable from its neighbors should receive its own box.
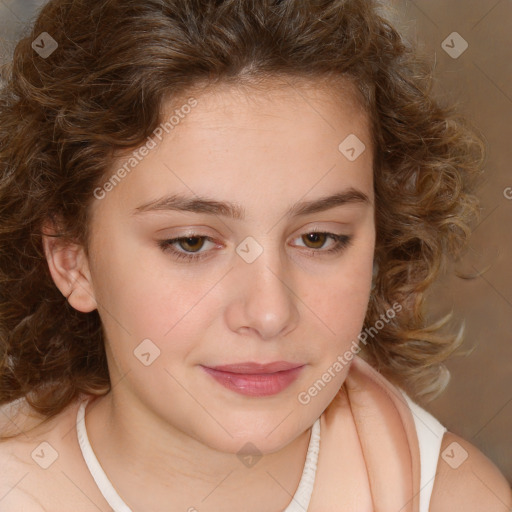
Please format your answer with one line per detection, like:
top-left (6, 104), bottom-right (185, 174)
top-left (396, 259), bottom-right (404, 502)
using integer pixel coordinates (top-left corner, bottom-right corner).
top-left (0, 0), bottom-right (510, 510)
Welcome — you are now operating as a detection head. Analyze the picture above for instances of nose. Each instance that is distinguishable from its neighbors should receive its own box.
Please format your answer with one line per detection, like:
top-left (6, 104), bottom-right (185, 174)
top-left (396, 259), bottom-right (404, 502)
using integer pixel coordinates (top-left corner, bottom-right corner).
top-left (224, 243), bottom-right (300, 341)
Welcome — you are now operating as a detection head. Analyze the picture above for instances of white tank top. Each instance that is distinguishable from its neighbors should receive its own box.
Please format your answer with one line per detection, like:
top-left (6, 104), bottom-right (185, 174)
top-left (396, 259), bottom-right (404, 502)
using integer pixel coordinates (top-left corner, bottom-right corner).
top-left (400, 389), bottom-right (448, 512)
top-left (76, 390), bottom-right (446, 512)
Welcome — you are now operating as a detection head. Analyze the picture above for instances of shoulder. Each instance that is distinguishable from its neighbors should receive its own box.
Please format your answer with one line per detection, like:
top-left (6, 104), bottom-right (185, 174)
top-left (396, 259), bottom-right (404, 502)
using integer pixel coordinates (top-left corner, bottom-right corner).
top-left (430, 430), bottom-right (512, 511)
top-left (0, 432), bottom-right (47, 511)
top-left (0, 396), bottom-right (94, 511)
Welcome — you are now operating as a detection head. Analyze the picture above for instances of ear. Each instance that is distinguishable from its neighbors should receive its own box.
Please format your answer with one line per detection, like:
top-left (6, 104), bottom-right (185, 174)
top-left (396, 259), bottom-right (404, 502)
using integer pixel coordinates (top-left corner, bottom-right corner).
top-left (42, 220), bottom-right (97, 313)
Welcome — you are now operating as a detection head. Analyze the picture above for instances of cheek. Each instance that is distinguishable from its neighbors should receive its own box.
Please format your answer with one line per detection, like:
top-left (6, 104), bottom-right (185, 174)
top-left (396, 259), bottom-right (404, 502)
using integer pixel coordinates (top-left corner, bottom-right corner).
top-left (302, 248), bottom-right (374, 349)
top-left (87, 230), bottom-right (170, 337)
top-left (311, 274), bottom-right (371, 341)
top-left (91, 240), bottom-right (216, 365)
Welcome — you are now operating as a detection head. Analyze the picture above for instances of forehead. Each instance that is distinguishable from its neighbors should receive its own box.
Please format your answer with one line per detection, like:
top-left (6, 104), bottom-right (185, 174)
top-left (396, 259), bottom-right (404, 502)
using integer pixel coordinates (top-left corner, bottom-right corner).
top-left (92, 77), bottom-right (374, 223)
top-left (169, 76), bottom-right (370, 142)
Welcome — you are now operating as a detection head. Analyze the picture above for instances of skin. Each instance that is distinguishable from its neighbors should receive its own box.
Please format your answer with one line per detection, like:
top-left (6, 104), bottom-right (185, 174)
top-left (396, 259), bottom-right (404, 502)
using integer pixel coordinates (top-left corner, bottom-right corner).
top-left (42, 78), bottom-right (376, 511)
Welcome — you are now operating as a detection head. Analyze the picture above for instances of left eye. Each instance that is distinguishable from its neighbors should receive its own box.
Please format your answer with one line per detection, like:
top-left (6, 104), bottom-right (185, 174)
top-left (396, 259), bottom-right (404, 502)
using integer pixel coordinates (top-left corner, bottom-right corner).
top-left (295, 232), bottom-right (345, 251)
top-left (158, 232), bottom-right (352, 262)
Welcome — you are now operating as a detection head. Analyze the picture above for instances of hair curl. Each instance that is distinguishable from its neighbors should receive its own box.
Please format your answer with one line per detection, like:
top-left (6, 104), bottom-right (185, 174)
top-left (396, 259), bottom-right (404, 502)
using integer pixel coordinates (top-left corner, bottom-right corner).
top-left (0, 0), bottom-right (485, 437)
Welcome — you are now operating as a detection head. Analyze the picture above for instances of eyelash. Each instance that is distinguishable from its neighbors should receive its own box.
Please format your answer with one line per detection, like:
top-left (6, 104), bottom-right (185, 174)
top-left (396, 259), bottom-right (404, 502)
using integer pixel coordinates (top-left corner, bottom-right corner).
top-left (158, 230), bottom-right (353, 262)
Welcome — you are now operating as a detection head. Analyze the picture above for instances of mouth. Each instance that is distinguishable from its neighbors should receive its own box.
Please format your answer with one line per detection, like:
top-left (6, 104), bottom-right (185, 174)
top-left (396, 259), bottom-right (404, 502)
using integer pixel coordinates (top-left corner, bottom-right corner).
top-left (205, 361), bottom-right (304, 374)
top-left (200, 361), bottom-right (305, 397)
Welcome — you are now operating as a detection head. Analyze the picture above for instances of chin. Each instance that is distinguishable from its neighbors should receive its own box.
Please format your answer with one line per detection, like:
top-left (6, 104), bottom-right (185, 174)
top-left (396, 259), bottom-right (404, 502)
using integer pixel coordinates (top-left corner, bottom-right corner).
top-left (194, 414), bottom-right (309, 456)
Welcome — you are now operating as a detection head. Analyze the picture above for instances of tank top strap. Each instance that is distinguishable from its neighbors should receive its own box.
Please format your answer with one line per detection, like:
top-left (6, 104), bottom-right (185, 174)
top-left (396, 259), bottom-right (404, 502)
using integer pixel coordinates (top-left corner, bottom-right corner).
top-left (399, 390), bottom-right (448, 512)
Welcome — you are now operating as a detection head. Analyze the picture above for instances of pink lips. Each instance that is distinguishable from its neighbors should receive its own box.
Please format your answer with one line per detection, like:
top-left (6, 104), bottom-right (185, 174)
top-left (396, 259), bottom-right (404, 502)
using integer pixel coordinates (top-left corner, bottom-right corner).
top-left (201, 361), bottom-right (305, 397)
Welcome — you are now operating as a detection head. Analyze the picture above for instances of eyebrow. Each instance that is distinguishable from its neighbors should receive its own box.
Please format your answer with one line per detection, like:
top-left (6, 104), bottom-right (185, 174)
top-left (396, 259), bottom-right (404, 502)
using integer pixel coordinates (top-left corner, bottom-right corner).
top-left (131, 187), bottom-right (371, 220)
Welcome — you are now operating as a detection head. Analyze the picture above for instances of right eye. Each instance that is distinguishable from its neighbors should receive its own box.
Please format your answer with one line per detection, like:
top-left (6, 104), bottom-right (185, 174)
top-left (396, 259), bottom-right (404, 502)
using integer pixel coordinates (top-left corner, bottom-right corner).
top-left (158, 235), bottom-right (219, 262)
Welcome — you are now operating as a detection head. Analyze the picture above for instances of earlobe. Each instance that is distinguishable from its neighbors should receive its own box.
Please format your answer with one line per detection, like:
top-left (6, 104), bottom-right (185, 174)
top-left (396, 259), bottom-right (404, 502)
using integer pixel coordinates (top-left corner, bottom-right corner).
top-left (42, 222), bottom-right (97, 313)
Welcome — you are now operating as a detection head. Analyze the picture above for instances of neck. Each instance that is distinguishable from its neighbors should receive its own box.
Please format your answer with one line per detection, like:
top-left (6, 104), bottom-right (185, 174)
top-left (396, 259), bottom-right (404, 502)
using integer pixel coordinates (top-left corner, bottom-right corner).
top-left (83, 390), bottom-right (313, 512)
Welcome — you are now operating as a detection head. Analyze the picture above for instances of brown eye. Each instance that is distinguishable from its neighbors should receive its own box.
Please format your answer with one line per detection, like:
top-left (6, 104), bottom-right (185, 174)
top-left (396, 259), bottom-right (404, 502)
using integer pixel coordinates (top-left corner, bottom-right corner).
top-left (177, 236), bottom-right (206, 253)
top-left (302, 232), bottom-right (328, 249)
top-left (158, 235), bottom-right (218, 262)
top-left (292, 231), bottom-right (353, 257)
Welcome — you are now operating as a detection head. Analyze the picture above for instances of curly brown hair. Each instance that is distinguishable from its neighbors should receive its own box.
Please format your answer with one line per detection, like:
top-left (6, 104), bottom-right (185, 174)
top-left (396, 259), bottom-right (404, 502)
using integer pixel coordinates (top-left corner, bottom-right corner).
top-left (0, 0), bottom-right (484, 438)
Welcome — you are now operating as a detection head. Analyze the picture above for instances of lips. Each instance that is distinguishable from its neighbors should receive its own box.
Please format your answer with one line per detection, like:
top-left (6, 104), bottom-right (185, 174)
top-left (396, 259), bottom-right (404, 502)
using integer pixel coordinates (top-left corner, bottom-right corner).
top-left (205, 361), bottom-right (303, 374)
top-left (200, 361), bottom-right (305, 397)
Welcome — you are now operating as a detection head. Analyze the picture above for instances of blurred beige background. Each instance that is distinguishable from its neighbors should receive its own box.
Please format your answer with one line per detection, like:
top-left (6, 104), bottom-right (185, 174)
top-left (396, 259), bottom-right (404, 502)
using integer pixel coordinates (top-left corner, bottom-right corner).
top-left (388, 0), bottom-right (512, 484)
top-left (1, 0), bottom-right (511, 483)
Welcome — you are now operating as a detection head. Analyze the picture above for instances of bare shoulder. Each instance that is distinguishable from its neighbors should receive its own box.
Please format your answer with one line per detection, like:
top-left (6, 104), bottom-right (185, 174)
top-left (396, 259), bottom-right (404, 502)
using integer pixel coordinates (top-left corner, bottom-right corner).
top-left (0, 396), bottom-right (104, 511)
top-left (0, 442), bottom-right (44, 511)
top-left (0, 401), bottom-right (53, 511)
top-left (430, 430), bottom-right (512, 512)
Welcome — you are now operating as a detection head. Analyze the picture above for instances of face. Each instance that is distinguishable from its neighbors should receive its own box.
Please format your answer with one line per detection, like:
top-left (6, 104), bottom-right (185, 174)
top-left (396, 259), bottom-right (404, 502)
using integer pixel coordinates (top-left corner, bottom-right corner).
top-left (83, 79), bottom-right (375, 454)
